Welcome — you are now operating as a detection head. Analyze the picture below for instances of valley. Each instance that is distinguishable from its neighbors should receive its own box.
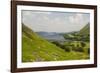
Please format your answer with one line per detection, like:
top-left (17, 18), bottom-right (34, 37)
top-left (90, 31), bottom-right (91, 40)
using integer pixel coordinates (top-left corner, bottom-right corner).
top-left (22, 23), bottom-right (90, 62)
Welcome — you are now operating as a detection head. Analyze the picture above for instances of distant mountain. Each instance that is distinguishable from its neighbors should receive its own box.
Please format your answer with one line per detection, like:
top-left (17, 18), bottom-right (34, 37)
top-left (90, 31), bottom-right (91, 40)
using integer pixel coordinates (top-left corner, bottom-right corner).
top-left (36, 32), bottom-right (66, 41)
top-left (79, 23), bottom-right (90, 35)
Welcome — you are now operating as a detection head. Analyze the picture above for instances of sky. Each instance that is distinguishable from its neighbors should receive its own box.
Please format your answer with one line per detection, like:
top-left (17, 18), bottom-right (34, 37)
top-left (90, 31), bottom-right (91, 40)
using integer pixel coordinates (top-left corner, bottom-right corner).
top-left (22, 10), bottom-right (90, 33)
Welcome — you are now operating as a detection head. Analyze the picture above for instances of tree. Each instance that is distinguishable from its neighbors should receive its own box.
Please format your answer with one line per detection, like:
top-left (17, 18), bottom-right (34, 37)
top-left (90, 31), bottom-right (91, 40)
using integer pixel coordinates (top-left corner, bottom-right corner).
top-left (81, 42), bottom-right (86, 47)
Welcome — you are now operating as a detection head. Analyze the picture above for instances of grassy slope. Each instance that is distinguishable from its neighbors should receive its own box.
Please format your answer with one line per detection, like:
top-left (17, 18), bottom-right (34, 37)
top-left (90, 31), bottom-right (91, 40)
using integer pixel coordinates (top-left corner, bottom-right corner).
top-left (79, 23), bottom-right (90, 35)
top-left (22, 24), bottom-right (89, 62)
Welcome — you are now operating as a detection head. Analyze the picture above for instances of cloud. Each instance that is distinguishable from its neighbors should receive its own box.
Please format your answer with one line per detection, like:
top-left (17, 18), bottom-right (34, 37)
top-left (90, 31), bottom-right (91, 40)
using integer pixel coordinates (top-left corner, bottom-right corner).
top-left (69, 13), bottom-right (84, 25)
top-left (32, 11), bottom-right (52, 15)
top-left (22, 11), bottom-right (90, 33)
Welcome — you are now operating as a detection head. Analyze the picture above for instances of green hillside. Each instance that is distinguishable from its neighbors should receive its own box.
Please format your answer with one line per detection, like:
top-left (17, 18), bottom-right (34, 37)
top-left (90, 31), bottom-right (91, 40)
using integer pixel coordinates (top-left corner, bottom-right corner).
top-left (22, 24), bottom-right (67, 62)
top-left (22, 24), bottom-right (89, 62)
top-left (79, 23), bottom-right (90, 35)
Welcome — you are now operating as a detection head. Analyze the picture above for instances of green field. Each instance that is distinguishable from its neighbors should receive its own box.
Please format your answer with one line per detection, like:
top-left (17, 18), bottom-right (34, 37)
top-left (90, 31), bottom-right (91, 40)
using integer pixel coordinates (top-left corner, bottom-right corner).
top-left (22, 24), bottom-right (90, 62)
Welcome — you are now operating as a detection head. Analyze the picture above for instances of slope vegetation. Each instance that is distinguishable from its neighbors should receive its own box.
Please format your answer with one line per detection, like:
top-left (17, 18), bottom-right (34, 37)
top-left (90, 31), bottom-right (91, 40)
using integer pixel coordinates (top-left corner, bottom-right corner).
top-left (22, 24), bottom-right (89, 62)
top-left (79, 23), bottom-right (90, 35)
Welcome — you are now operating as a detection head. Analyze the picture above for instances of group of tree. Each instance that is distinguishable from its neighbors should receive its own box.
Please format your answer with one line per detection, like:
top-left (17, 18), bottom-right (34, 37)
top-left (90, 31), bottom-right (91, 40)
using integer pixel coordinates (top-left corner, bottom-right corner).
top-left (51, 41), bottom-right (90, 54)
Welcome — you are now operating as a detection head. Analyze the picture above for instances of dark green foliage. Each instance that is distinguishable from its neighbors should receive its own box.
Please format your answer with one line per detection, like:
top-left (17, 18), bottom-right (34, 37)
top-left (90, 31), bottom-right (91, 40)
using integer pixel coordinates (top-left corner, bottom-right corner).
top-left (63, 46), bottom-right (72, 52)
top-left (76, 44), bottom-right (80, 47)
top-left (87, 48), bottom-right (90, 54)
top-left (81, 42), bottom-right (86, 47)
top-left (51, 41), bottom-right (62, 47)
top-left (51, 41), bottom-right (71, 52)
top-left (74, 47), bottom-right (84, 52)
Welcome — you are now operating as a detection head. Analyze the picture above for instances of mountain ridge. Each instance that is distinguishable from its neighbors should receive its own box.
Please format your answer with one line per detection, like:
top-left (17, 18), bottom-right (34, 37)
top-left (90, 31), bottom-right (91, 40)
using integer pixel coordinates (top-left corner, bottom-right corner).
top-left (79, 23), bottom-right (90, 35)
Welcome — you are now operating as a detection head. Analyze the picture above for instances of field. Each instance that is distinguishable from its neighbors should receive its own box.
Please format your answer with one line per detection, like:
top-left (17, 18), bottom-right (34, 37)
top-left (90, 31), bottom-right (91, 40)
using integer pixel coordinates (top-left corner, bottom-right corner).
top-left (22, 23), bottom-right (90, 62)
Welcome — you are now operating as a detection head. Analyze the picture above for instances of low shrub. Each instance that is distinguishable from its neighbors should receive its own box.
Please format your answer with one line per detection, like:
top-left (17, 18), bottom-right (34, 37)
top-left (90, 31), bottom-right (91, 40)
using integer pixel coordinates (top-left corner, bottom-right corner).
top-left (72, 47), bottom-right (84, 52)
top-left (81, 42), bottom-right (86, 47)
